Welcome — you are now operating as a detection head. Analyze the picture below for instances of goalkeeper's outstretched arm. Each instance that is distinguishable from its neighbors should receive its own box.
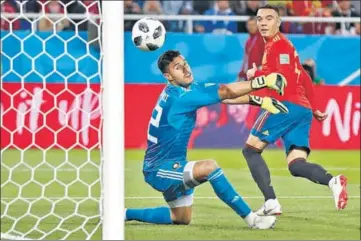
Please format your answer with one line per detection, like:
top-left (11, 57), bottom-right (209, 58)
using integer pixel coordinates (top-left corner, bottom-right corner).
top-left (222, 95), bottom-right (288, 114)
top-left (218, 73), bottom-right (287, 100)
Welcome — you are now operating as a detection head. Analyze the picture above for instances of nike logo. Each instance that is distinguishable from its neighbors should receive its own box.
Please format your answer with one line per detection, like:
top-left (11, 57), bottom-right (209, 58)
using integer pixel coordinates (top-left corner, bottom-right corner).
top-left (263, 209), bottom-right (272, 215)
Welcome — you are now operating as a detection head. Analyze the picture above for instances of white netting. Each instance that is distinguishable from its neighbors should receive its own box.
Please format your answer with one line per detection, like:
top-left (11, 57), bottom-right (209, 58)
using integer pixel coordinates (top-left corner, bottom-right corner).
top-left (1, 1), bottom-right (103, 240)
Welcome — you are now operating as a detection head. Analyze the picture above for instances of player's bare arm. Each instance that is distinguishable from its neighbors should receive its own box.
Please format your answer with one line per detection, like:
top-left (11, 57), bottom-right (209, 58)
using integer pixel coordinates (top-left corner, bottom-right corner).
top-left (222, 95), bottom-right (288, 114)
top-left (218, 73), bottom-right (287, 100)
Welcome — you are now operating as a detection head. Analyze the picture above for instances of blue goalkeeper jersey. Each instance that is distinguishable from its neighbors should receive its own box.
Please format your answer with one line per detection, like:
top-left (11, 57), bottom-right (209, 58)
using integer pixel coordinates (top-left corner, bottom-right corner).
top-left (143, 82), bottom-right (221, 172)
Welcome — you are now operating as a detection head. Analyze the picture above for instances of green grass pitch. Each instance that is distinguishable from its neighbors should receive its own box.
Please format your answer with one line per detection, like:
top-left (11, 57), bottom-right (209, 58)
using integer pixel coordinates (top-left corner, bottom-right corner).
top-left (1, 149), bottom-right (360, 240)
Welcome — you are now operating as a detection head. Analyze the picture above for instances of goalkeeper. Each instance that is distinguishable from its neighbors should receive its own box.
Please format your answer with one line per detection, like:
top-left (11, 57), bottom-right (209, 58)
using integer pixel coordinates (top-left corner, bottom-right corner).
top-left (125, 50), bottom-right (287, 228)
top-left (242, 4), bottom-right (348, 216)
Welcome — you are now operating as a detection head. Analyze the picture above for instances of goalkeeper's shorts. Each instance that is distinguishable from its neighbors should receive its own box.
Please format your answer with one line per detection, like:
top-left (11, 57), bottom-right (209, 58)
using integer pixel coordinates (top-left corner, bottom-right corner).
top-left (251, 101), bottom-right (313, 156)
top-left (144, 160), bottom-right (194, 204)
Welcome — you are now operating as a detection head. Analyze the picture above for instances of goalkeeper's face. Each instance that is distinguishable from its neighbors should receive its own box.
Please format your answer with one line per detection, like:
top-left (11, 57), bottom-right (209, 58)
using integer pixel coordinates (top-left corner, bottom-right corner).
top-left (164, 56), bottom-right (194, 88)
top-left (256, 9), bottom-right (281, 38)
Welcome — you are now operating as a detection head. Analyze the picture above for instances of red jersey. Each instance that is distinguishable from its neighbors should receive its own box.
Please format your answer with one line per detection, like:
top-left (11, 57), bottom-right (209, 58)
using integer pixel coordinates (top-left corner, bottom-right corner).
top-left (238, 32), bottom-right (265, 79)
top-left (1, 2), bottom-right (20, 31)
top-left (254, 32), bottom-right (317, 111)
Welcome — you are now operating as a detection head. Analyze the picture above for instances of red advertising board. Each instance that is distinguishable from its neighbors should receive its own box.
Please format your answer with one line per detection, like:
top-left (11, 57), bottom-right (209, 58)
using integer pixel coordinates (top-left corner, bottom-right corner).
top-left (309, 85), bottom-right (360, 149)
top-left (1, 83), bottom-right (359, 150)
top-left (1, 83), bottom-right (101, 149)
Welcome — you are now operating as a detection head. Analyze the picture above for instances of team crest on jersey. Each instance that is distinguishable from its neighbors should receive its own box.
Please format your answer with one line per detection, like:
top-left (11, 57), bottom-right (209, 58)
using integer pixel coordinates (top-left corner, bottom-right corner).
top-left (279, 54), bottom-right (290, 64)
top-left (172, 162), bottom-right (181, 170)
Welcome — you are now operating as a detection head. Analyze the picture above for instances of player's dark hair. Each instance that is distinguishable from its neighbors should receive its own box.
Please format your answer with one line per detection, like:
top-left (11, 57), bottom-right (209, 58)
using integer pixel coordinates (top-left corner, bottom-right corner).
top-left (158, 50), bottom-right (181, 73)
top-left (302, 64), bottom-right (315, 81)
top-left (258, 4), bottom-right (280, 16)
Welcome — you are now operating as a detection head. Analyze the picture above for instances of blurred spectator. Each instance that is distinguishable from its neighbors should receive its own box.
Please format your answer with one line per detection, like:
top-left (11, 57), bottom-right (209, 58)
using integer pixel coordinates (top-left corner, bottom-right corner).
top-left (177, 4), bottom-right (200, 33)
top-left (83, 0), bottom-right (101, 16)
top-left (320, 0), bottom-right (338, 8)
top-left (312, 4), bottom-right (337, 34)
top-left (163, 1), bottom-right (192, 15)
top-left (143, 1), bottom-right (169, 30)
top-left (38, 0), bottom-right (70, 31)
top-left (162, 1), bottom-right (194, 32)
top-left (229, 0), bottom-right (247, 15)
top-left (332, 0), bottom-right (360, 35)
top-left (289, 0), bottom-right (322, 34)
top-left (61, 0), bottom-right (88, 31)
top-left (193, 0), bottom-right (213, 15)
top-left (266, 0), bottom-right (290, 7)
top-left (22, 0), bottom-right (40, 13)
top-left (350, 22), bottom-right (360, 35)
top-left (277, 4), bottom-right (300, 33)
top-left (143, 0), bottom-right (163, 14)
top-left (86, 0), bottom-right (102, 50)
top-left (290, 0), bottom-right (322, 16)
top-left (200, 0), bottom-right (237, 34)
top-left (302, 58), bottom-right (325, 85)
top-left (230, 0), bottom-right (266, 14)
top-left (134, 0), bottom-right (145, 9)
top-left (20, 0), bottom-right (41, 30)
top-left (238, 0), bottom-right (261, 32)
top-left (237, 17), bottom-right (265, 81)
top-left (351, 0), bottom-right (360, 15)
top-left (1, 0), bottom-right (20, 30)
top-left (124, 0), bottom-right (142, 31)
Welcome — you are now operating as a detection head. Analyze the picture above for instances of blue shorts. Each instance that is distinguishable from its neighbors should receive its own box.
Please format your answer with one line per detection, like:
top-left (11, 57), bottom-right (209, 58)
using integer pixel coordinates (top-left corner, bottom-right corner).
top-left (251, 102), bottom-right (313, 156)
top-left (144, 160), bottom-right (195, 204)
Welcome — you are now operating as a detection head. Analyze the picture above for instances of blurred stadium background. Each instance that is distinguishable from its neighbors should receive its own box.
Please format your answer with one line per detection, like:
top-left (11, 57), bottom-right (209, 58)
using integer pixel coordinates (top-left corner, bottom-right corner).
top-left (1, 0), bottom-right (360, 240)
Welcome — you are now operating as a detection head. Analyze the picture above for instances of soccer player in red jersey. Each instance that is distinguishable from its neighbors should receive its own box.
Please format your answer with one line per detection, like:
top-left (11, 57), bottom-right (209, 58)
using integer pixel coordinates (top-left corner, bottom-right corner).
top-left (242, 4), bottom-right (348, 215)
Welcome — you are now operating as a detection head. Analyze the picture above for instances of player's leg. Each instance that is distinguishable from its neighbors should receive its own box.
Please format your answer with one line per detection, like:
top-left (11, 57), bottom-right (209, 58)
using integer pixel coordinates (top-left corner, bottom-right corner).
top-left (189, 160), bottom-right (276, 229)
top-left (242, 110), bottom-right (286, 215)
top-left (125, 206), bottom-right (174, 224)
top-left (283, 112), bottom-right (348, 210)
top-left (125, 195), bottom-right (193, 225)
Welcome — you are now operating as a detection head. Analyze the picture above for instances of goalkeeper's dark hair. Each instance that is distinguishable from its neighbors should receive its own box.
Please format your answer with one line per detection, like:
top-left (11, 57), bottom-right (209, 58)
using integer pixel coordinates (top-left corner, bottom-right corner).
top-left (258, 4), bottom-right (280, 16)
top-left (158, 50), bottom-right (181, 73)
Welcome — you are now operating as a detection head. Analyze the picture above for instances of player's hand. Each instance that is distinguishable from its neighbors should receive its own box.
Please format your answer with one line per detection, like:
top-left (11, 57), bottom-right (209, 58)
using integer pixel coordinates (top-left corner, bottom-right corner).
top-left (251, 73), bottom-right (287, 96)
top-left (313, 110), bottom-right (328, 121)
top-left (246, 63), bottom-right (257, 80)
top-left (249, 95), bottom-right (289, 114)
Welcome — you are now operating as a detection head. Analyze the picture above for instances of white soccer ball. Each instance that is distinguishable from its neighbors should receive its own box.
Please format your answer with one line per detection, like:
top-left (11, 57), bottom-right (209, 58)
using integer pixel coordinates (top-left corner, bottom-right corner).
top-left (131, 18), bottom-right (166, 52)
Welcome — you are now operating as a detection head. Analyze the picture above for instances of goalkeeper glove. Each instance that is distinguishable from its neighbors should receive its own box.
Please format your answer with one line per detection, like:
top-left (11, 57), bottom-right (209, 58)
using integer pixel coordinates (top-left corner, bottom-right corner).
top-left (249, 95), bottom-right (289, 114)
top-left (251, 73), bottom-right (287, 96)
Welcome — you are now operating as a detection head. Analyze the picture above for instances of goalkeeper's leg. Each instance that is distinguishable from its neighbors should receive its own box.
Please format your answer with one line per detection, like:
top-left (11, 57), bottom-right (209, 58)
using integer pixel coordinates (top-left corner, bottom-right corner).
top-left (126, 160), bottom-right (276, 229)
top-left (125, 160), bottom-right (194, 225)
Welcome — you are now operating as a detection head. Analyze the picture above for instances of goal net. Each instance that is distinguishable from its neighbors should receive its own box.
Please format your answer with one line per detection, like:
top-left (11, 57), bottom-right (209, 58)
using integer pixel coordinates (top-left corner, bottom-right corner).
top-left (0, 1), bottom-right (119, 239)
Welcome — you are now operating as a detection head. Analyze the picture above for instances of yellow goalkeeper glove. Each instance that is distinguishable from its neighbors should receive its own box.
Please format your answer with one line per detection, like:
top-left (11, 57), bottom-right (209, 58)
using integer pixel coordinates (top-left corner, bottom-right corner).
top-left (249, 95), bottom-right (289, 114)
top-left (251, 73), bottom-right (287, 96)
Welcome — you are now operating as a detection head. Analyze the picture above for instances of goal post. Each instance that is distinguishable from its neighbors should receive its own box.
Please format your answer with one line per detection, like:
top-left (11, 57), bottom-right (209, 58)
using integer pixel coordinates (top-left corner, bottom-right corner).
top-left (1, 0), bottom-right (124, 240)
top-left (102, 1), bottom-right (125, 240)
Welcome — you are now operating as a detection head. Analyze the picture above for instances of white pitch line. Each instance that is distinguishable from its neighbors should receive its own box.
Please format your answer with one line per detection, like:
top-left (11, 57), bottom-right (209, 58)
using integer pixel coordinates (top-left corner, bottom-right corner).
top-left (0, 233), bottom-right (33, 240)
top-left (1, 196), bottom-right (360, 201)
top-left (125, 196), bottom-right (361, 199)
top-left (339, 68), bottom-right (360, 86)
top-left (1, 167), bottom-right (360, 172)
